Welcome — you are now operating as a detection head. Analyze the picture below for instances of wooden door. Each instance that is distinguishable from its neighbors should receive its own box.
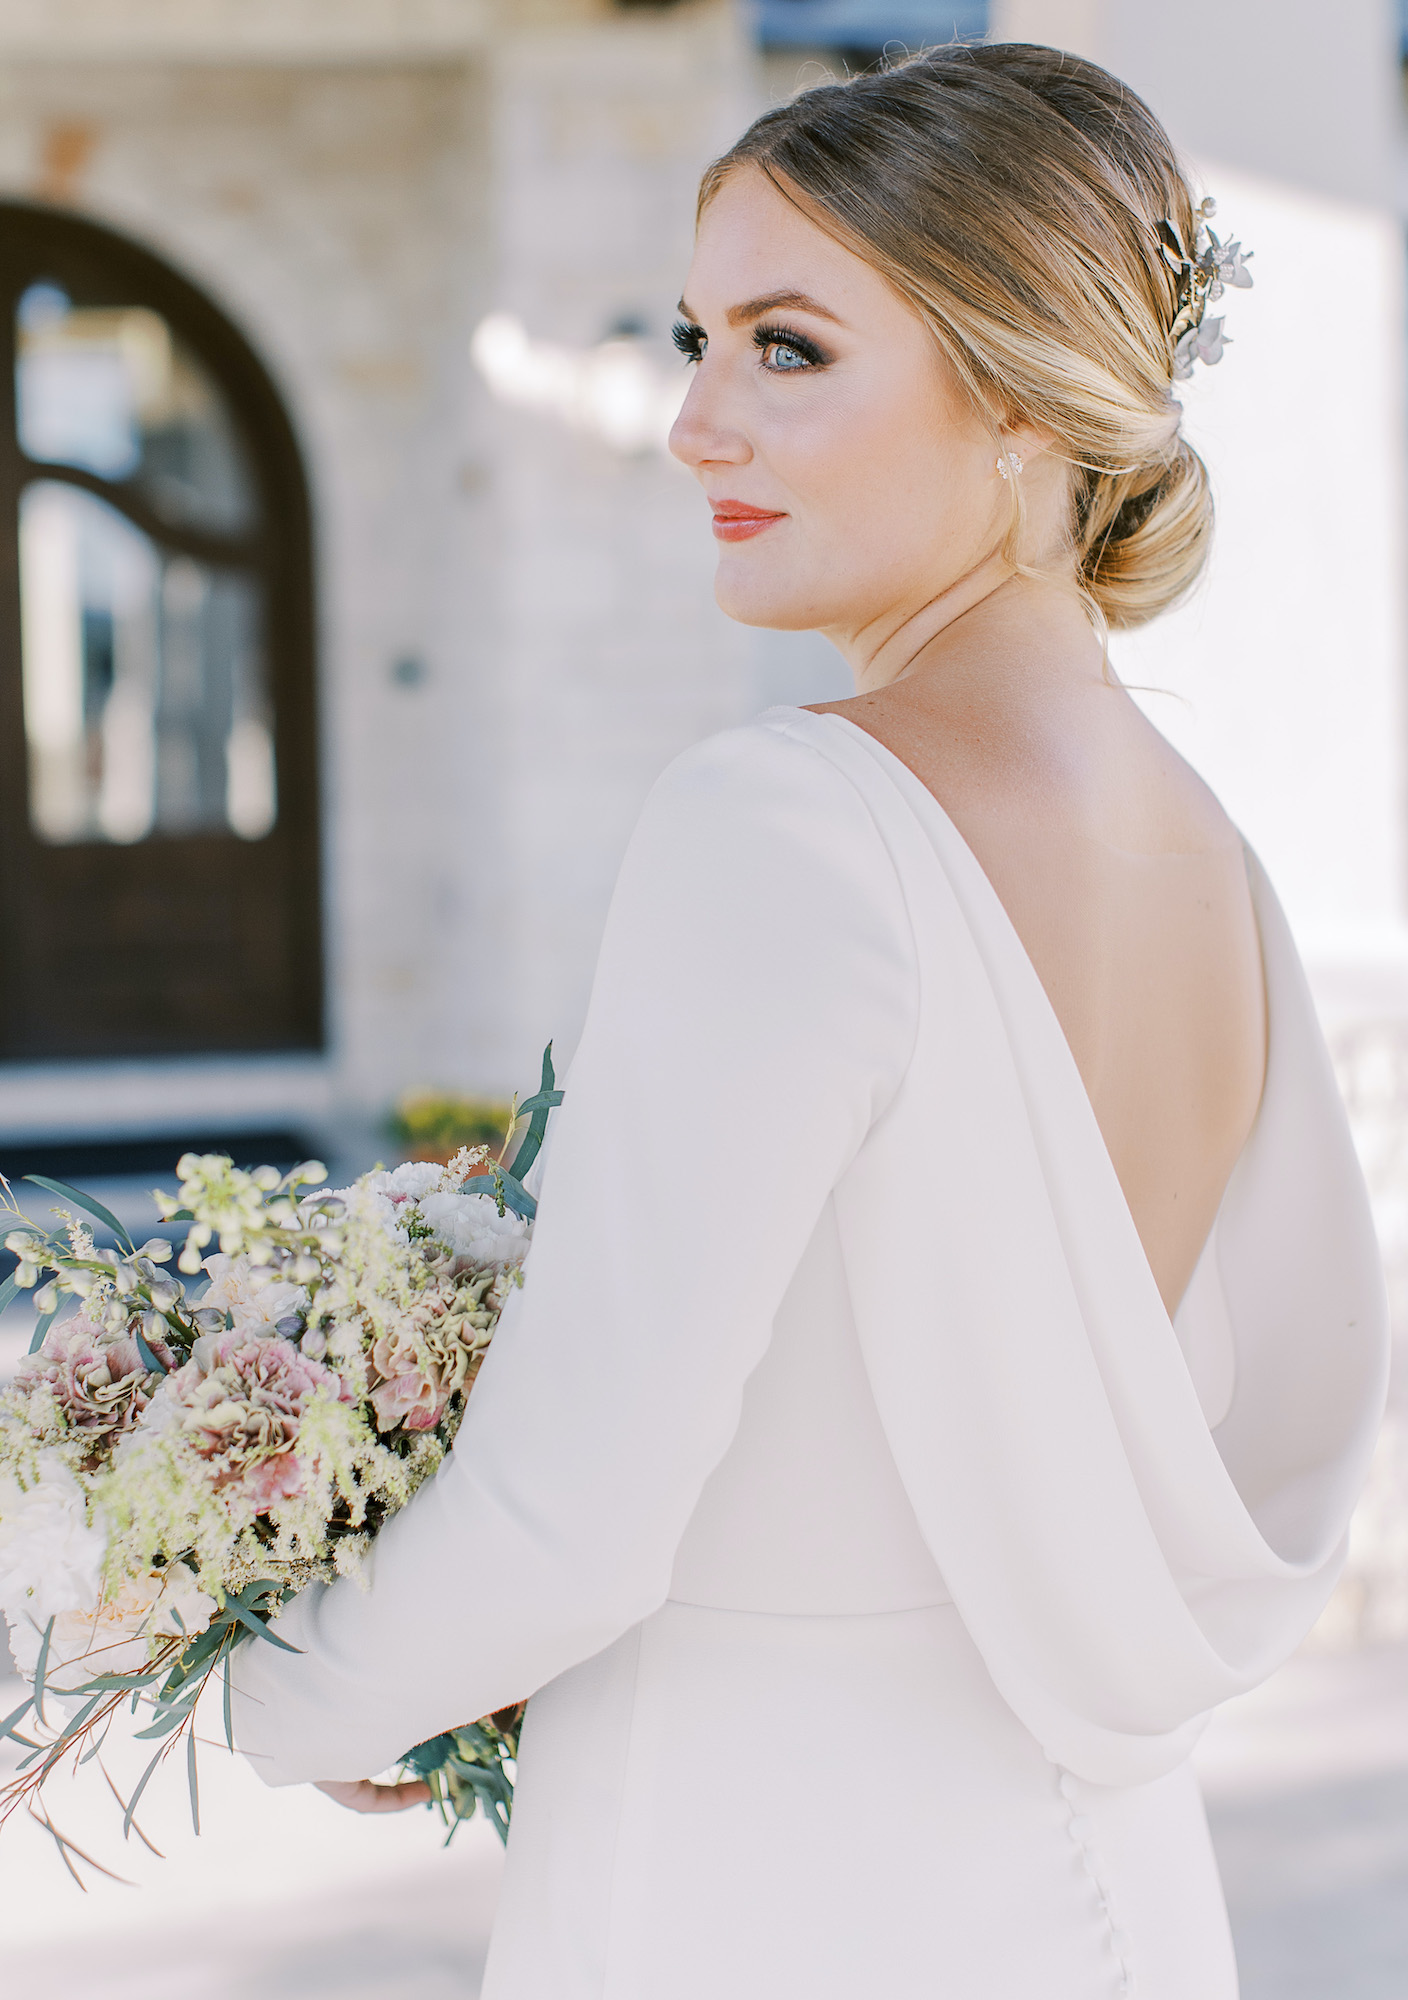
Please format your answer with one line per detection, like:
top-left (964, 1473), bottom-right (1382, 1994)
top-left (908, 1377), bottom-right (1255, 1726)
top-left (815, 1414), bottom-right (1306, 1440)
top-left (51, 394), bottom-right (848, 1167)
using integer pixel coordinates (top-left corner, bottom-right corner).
top-left (0, 203), bottom-right (321, 1059)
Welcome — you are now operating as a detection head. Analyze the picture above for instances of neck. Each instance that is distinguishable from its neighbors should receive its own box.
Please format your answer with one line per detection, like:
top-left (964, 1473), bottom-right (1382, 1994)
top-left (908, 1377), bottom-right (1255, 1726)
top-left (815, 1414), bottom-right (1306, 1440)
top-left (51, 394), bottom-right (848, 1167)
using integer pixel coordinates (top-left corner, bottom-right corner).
top-left (825, 548), bottom-right (1016, 696)
top-left (831, 561), bottom-right (1103, 699)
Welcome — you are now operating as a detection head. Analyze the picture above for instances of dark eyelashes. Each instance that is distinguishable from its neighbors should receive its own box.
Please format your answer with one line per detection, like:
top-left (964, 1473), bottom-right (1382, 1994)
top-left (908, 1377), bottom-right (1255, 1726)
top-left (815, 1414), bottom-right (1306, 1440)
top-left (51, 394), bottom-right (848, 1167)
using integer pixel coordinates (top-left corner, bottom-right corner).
top-left (669, 318), bottom-right (830, 369)
top-left (672, 318), bottom-right (706, 361)
top-left (751, 323), bottom-right (828, 368)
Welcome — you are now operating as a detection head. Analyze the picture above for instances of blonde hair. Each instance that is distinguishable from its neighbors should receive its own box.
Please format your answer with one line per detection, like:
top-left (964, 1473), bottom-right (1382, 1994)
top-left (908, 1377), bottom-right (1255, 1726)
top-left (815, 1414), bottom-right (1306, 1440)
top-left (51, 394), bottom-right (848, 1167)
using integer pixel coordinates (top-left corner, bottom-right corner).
top-left (699, 43), bottom-right (1213, 631)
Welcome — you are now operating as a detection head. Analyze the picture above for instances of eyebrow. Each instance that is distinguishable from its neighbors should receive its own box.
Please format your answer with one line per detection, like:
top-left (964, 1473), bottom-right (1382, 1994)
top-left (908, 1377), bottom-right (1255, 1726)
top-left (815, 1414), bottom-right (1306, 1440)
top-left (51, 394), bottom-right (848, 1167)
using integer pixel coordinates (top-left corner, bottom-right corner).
top-left (676, 288), bottom-right (846, 329)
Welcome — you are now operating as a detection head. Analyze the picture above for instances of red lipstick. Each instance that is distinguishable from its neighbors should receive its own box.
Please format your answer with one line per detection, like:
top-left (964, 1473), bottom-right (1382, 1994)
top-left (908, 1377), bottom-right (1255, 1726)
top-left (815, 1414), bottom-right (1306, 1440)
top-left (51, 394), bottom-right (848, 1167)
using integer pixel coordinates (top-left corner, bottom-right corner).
top-left (711, 499), bottom-right (786, 542)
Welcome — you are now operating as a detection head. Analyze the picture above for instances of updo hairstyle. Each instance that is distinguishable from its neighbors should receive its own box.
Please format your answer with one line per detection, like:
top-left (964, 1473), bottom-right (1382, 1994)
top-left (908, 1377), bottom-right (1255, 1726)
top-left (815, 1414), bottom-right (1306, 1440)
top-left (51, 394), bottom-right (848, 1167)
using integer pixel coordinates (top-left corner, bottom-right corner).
top-left (699, 43), bottom-right (1214, 631)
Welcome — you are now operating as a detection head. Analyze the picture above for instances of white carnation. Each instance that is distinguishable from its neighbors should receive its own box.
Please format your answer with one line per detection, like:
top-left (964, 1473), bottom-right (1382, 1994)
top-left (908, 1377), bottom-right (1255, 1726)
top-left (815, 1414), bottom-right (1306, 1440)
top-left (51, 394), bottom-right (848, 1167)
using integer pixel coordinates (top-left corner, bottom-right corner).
top-left (6, 1564), bottom-right (215, 1692)
top-left (0, 1452), bottom-right (106, 1628)
top-left (416, 1190), bottom-right (530, 1267)
top-left (199, 1253), bottom-right (307, 1336)
top-left (365, 1161), bottom-right (446, 1201)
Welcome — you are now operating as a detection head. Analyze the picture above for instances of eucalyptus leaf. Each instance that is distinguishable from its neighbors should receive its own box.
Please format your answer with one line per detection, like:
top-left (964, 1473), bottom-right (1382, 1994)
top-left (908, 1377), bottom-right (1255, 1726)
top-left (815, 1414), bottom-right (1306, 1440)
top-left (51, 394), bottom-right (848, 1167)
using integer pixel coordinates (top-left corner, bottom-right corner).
top-left (32, 1615), bottom-right (54, 1726)
top-left (60, 1694), bottom-right (103, 1735)
top-left (64, 1668), bottom-right (164, 1694)
top-left (0, 1271), bottom-right (21, 1317)
top-left (460, 1172), bottom-right (536, 1222)
top-left (133, 1324), bottom-right (170, 1375)
top-left (24, 1175), bottom-right (136, 1254)
top-left (161, 1625), bottom-right (226, 1688)
top-left (229, 1577), bottom-right (288, 1610)
top-left (222, 1599), bottom-right (302, 1651)
top-left (0, 1691), bottom-right (34, 1740)
top-left (186, 1728), bottom-right (201, 1835)
top-left (123, 1742), bottom-right (168, 1840)
top-left (133, 1697), bottom-right (202, 1742)
top-left (507, 1043), bottom-right (559, 1182)
top-left (222, 1649), bottom-right (235, 1754)
top-left (27, 1307), bottom-right (56, 1355)
top-left (513, 1089), bottom-right (565, 1118)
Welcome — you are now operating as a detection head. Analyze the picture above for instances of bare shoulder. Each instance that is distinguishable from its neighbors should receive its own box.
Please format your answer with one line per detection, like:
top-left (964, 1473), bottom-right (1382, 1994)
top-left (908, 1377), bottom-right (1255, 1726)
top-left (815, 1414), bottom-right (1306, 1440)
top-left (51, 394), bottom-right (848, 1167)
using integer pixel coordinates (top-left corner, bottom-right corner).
top-left (805, 683), bottom-right (1242, 861)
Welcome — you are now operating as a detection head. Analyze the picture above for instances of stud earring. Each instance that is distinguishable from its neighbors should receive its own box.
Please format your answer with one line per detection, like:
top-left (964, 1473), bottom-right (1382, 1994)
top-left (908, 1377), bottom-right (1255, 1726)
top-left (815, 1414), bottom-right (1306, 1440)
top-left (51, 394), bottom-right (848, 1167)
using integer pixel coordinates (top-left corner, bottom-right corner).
top-left (996, 449), bottom-right (1024, 480)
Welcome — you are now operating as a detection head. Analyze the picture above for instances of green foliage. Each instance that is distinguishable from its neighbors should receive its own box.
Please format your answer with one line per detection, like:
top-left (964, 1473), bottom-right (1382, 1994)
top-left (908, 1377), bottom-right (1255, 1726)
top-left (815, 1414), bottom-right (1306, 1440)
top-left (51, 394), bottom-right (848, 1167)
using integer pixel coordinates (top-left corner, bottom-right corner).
top-left (401, 1704), bottom-right (525, 1845)
top-left (389, 1091), bottom-right (514, 1159)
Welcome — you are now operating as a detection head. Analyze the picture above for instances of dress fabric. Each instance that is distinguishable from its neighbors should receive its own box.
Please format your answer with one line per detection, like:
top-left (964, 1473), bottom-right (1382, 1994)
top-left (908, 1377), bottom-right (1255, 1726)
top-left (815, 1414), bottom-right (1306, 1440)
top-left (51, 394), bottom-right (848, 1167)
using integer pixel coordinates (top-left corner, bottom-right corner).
top-left (232, 708), bottom-right (1388, 2000)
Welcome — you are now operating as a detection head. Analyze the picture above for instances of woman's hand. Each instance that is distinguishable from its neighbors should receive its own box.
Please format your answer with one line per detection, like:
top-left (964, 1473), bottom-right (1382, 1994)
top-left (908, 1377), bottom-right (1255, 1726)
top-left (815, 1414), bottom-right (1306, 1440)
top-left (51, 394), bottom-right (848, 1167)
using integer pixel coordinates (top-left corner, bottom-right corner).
top-left (314, 1777), bottom-right (432, 1813)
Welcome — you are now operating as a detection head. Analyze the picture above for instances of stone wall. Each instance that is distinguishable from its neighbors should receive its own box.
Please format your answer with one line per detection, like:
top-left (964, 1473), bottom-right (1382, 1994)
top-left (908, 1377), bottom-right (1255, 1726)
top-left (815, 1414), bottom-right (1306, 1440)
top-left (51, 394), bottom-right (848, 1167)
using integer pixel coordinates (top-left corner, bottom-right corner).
top-left (0, 1), bottom-right (853, 1138)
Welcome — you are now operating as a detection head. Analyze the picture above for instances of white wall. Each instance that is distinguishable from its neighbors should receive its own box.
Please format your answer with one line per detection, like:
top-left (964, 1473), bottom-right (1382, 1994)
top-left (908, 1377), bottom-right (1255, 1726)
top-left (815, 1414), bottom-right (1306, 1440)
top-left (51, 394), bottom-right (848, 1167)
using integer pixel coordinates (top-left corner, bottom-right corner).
top-left (993, 0), bottom-right (1408, 1019)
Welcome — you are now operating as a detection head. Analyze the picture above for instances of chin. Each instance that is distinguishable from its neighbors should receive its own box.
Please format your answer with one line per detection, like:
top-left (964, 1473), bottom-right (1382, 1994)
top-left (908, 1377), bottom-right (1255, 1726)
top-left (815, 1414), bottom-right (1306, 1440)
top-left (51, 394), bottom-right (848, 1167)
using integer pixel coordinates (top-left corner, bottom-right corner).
top-left (713, 561), bottom-right (834, 632)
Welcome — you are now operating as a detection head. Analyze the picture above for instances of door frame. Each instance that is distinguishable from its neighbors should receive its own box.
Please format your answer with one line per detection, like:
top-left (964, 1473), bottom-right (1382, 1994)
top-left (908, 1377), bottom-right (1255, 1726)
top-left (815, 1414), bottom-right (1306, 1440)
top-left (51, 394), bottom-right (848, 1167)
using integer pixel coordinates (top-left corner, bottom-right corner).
top-left (0, 200), bottom-right (322, 1059)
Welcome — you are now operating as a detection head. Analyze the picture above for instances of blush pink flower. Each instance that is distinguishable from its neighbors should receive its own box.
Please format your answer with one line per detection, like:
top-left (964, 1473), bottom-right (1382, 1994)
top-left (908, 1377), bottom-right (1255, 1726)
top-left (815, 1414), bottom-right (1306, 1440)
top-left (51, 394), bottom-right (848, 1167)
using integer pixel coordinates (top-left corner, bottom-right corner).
top-left (165, 1332), bottom-right (348, 1511)
top-left (15, 1312), bottom-right (173, 1457)
top-left (367, 1285), bottom-right (478, 1435)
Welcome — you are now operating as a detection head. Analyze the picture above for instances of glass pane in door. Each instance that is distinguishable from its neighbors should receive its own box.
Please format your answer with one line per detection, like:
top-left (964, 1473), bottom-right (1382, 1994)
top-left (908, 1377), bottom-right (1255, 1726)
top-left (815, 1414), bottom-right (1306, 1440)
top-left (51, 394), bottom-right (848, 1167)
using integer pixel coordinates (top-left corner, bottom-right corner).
top-left (19, 481), bottom-right (275, 843)
top-left (16, 281), bottom-right (258, 536)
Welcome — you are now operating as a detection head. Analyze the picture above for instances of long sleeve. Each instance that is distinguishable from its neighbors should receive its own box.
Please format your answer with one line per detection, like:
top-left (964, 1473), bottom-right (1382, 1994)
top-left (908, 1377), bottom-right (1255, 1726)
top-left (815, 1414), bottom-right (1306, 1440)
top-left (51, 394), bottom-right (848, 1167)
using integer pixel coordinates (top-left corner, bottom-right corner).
top-left (231, 715), bottom-right (919, 1784)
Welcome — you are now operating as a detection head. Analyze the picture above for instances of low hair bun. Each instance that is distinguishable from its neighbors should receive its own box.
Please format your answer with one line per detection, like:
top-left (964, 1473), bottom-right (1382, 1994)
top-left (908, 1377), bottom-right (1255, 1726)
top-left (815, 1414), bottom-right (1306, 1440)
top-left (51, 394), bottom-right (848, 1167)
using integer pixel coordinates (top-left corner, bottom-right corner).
top-left (1078, 434), bottom-right (1214, 631)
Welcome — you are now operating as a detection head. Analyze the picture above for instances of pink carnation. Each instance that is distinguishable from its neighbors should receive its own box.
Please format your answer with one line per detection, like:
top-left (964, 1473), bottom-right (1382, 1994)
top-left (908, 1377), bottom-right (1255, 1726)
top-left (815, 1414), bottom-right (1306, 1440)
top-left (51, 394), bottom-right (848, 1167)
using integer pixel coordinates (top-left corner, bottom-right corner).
top-left (15, 1312), bottom-right (173, 1457)
top-left (367, 1285), bottom-right (478, 1435)
top-left (165, 1333), bottom-right (348, 1512)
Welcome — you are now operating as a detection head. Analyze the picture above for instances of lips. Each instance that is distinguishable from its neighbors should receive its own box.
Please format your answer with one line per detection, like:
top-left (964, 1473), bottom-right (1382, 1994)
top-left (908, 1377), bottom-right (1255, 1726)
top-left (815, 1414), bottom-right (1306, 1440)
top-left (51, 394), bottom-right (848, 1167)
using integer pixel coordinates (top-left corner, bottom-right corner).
top-left (710, 499), bottom-right (786, 543)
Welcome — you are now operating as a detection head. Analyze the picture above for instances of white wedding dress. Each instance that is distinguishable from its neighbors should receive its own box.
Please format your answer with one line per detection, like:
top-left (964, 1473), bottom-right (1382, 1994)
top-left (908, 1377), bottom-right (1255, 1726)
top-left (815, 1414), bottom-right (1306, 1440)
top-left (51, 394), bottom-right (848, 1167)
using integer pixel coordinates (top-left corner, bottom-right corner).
top-left (233, 709), bottom-right (1387, 1999)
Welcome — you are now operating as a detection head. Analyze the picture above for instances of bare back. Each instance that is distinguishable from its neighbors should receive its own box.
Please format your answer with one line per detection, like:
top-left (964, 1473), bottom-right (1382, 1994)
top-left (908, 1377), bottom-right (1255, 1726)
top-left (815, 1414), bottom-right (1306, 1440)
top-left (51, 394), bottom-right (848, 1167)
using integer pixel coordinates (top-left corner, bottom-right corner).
top-left (812, 640), bottom-right (1267, 1318)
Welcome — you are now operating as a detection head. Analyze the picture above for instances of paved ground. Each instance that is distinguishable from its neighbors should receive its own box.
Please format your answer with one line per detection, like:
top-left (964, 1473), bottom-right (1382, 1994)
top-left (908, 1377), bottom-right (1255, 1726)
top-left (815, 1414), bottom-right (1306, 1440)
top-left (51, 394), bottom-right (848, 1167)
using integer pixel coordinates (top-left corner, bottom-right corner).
top-left (0, 1683), bottom-right (505, 1998)
top-left (1198, 1642), bottom-right (1408, 1999)
top-left (1, 1642), bottom-right (1406, 1996)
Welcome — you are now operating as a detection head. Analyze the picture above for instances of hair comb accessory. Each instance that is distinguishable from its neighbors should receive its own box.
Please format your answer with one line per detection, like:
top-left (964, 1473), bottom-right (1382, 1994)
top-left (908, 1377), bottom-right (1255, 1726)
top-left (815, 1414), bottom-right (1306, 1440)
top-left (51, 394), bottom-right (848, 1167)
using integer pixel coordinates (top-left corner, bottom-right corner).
top-left (1158, 197), bottom-right (1253, 380)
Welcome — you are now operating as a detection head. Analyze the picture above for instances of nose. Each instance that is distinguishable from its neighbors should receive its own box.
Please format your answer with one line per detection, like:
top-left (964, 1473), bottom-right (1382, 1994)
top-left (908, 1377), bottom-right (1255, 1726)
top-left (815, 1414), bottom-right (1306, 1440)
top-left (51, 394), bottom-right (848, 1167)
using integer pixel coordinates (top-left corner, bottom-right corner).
top-left (668, 364), bottom-right (751, 470)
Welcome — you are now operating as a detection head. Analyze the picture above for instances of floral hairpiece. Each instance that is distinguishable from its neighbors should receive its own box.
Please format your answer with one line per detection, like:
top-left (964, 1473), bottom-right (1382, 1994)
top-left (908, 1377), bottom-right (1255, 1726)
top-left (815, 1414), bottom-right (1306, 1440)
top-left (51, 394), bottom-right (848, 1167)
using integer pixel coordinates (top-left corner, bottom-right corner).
top-left (1158, 197), bottom-right (1253, 380)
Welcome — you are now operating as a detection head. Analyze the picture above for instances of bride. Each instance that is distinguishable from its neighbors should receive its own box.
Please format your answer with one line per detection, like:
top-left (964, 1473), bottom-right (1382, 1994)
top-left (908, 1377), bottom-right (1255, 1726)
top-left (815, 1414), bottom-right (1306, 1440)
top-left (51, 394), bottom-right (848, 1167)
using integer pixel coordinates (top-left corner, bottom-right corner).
top-left (233, 43), bottom-right (1387, 1999)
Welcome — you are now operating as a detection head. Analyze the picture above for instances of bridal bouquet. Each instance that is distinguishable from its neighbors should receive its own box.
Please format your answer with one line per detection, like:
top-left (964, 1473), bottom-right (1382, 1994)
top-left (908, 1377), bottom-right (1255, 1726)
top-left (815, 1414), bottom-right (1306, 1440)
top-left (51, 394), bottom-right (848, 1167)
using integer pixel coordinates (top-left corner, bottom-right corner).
top-left (0, 1053), bottom-right (560, 1873)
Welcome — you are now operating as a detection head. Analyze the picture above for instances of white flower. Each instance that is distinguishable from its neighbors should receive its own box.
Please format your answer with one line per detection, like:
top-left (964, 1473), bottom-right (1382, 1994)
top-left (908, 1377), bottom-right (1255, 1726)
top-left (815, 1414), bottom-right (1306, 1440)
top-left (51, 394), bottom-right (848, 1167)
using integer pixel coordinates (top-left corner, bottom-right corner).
top-left (364, 1161), bottom-right (446, 1201)
top-left (147, 1565), bottom-right (218, 1642)
top-left (1173, 315), bottom-right (1230, 379)
top-left (416, 1190), bottom-right (531, 1267)
top-left (199, 1253), bottom-right (307, 1337)
top-left (5, 1565), bottom-right (215, 1691)
top-left (0, 1452), bottom-right (106, 1627)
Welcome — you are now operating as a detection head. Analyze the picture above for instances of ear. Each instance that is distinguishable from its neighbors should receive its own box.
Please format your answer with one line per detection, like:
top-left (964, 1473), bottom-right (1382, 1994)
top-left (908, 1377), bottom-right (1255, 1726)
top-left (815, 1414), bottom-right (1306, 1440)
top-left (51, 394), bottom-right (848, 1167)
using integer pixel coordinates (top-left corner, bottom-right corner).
top-left (998, 417), bottom-right (1058, 466)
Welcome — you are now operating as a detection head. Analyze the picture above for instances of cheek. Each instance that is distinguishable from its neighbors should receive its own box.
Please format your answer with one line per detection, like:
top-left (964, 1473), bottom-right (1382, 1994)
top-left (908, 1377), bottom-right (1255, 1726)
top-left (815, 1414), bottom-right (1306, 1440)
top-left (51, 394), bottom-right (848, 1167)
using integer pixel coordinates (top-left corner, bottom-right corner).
top-left (762, 377), bottom-right (985, 564)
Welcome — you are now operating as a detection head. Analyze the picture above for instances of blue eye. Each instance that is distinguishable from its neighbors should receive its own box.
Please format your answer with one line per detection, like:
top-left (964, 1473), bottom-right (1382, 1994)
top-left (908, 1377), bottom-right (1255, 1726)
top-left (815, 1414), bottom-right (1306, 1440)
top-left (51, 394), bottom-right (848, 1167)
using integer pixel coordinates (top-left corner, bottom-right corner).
top-left (753, 323), bottom-right (827, 373)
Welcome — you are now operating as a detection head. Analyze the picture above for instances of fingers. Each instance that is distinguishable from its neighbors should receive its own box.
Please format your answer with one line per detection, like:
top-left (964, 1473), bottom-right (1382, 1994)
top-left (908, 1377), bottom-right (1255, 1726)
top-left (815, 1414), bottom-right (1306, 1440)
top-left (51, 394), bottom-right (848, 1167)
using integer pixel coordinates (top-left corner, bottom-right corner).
top-left (314, 1777), bottom-right (434, 1814)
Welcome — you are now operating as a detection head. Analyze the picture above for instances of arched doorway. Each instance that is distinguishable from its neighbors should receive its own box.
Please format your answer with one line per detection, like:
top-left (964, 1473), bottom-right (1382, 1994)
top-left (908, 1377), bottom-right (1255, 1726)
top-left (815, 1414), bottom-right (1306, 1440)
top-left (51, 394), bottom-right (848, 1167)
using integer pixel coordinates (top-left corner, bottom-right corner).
top-left (0, 203), bottom-right (321, 1059)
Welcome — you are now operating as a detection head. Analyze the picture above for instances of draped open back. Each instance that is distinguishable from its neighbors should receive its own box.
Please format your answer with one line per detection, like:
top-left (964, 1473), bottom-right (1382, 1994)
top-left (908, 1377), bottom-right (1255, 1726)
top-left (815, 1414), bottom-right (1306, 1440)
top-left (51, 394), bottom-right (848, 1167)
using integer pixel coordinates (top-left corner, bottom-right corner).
top-left (813, 697), bottom-right (1270, 1320)
top-left (233, 708), bottom-right (1387, 2000)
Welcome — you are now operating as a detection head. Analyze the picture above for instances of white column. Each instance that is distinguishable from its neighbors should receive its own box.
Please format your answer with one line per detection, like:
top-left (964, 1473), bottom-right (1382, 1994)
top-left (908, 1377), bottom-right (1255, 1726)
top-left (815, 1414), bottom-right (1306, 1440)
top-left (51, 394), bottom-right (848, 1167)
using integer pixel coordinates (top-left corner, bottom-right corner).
top-left (470, 1), bottom-right (758, 1086)
top-left (993, 0), bottom-right (1408, 1021)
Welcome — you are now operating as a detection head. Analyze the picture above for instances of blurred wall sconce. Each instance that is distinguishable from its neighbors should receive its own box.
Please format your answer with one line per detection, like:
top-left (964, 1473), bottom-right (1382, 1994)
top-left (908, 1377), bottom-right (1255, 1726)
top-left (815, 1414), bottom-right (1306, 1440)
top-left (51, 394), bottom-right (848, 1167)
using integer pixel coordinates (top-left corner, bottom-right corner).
top-left (470, 312), bottom-right (687, 457)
